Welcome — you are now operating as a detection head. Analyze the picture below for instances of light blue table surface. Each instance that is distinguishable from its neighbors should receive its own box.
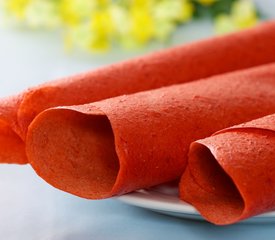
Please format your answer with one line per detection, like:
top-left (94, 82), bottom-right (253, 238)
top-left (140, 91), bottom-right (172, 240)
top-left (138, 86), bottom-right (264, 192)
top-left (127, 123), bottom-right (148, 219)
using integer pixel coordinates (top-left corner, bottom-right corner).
top-left (1, 165), bottom-right (275, 240)
top-left (0, 2), bottom-right (275, 239)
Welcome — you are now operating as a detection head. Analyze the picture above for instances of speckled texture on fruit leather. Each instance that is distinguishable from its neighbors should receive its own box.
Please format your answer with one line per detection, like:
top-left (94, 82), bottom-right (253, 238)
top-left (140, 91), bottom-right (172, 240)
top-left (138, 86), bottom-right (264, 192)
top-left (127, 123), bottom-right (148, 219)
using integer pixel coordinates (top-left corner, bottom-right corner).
top-left (180, 114), bottom-right (275, 225)
top-left (27, 63), bottom-right (275, 199)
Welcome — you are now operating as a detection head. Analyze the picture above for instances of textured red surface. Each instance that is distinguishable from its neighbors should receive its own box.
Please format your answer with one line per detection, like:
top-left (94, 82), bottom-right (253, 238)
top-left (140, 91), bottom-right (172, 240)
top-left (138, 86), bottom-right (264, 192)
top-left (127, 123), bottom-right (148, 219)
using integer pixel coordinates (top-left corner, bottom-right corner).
top-left (27, 63), bottom-right (275, 199)
top-left (2, 21), bottom-right (275, 164)
top-left (180, 114), bottom-right (275, 225)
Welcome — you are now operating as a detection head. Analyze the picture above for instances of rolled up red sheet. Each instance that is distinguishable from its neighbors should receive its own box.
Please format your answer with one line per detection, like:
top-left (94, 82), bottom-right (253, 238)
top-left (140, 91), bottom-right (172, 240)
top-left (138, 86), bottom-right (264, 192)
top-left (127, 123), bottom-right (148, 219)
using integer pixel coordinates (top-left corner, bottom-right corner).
top-left (180, 114), bottom-right (275, 225)
top-left (26, 63), bottom-right (275, 199)
top-left (2, 21), bottom-right (275, 164)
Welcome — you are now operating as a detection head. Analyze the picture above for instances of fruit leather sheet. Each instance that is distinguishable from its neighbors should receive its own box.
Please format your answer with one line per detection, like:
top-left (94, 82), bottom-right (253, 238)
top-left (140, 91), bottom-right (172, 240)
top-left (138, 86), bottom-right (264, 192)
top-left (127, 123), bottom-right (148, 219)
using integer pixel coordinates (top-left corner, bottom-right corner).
top-left (26, 63), bottom-right (275, 199)
top-left (1, 21), bottom-right (275, 164)
top-left (180, 114), bottom-right (275, 225)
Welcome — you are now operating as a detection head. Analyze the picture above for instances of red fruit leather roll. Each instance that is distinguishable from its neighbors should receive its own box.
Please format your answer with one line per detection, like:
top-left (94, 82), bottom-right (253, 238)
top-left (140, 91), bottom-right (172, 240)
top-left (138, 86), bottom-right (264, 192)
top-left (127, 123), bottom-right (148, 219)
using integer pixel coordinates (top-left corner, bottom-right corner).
top-left (2, 21), bottom-right (275, 164)
top-left (180, 114), bottom-right (275, 225)
top-left (26, 63), bottom-right (275, 199)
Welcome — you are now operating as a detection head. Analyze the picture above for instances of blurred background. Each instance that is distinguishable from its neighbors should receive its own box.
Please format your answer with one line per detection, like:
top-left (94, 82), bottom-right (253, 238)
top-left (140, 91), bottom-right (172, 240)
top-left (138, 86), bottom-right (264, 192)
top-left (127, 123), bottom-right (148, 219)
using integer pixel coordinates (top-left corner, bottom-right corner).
top-left (0, 1), bottom-right (275, 240)
top-left (0, 0), bottom-right (275, 96)
top-left (0, 0), bottom-right (265, 51)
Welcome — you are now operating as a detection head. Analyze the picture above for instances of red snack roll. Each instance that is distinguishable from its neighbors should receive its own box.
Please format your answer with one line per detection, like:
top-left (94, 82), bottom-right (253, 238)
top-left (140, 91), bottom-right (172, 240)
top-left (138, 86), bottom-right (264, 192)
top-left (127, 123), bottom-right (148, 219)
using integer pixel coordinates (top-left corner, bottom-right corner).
top-left (2, 21), bottom-right (275, 164)
top-left (180, 114), bottom-right (275, 225)
top-left (26, 63), bottom-right (275, 199)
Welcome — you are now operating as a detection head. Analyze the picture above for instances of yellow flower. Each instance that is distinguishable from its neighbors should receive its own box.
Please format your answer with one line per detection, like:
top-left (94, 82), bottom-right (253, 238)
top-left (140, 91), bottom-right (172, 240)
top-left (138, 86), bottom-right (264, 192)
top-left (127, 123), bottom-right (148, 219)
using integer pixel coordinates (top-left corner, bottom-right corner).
top-left (197, 0), bottom-right (217, 6)
top-left (214, 0), bottom-right (258, 34)
top-left (128, 1), bottom-right (154, 46)
top-left (62, 1), bottom-right (114, 52)
top-left (1, 0), bottom-right (260, 52)
top-left (24, 0), bottom-right (61, 28)
top-left (96, 0), bottom-right (110, 7)
top-left (214, 14), bottom-right (237, 34)
top-left (154, 20), bottom-right (176, 41)
top-left (89, 9), bottom-right (114, 51)
top-left (59, 0), bottom-right (95, 26)
top-left (110, 5), bottom-right (129, 35)
top-left (231, 0), bottom-right (258, 29)
top-left (180, 0), bottom-right (194, 22)
top-left (110, 5), bottom-right (135, 48)
top-left (153, 0), bottom-right (194, 23)
top-left (151, 0), bottom-right (193, 42)
top-left (4, 0), bottom-right (30, 19)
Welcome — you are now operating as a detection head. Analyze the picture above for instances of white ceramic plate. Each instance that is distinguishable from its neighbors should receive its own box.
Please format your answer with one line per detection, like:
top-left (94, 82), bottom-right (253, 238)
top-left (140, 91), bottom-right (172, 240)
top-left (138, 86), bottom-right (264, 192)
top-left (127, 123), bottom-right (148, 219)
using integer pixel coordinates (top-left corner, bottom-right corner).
top-left (117, 183), bottom-right (275, 223)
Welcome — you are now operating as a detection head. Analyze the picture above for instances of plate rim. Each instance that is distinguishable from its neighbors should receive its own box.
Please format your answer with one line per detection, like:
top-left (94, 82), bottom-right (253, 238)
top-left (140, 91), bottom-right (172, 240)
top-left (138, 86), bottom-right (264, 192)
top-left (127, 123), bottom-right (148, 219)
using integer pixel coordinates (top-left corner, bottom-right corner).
top-left (117, 188), bottom-right (275, 221)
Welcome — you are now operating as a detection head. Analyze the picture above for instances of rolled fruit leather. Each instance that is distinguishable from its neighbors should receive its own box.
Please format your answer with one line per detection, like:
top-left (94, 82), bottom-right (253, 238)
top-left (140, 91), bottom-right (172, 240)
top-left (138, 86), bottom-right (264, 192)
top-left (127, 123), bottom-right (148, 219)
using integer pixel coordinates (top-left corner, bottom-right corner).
top-left (27, 63), bottom-right (275, 199)
top-left (2, 21), bottom-right (275, 164)
top-left (180, 114), bottom-right (275, 225)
